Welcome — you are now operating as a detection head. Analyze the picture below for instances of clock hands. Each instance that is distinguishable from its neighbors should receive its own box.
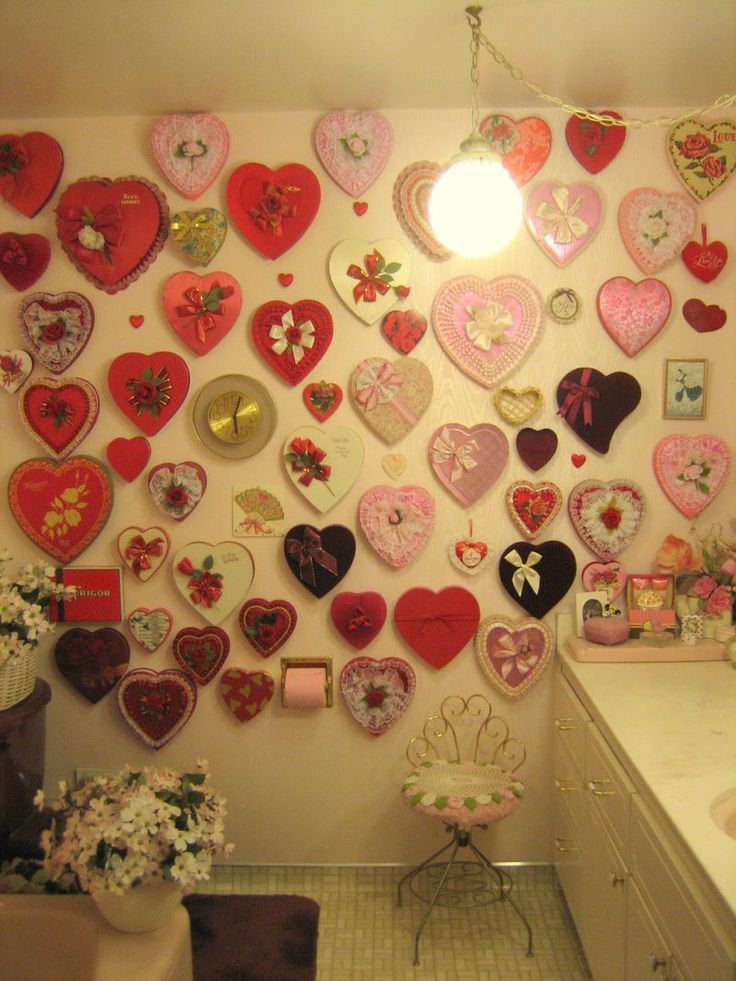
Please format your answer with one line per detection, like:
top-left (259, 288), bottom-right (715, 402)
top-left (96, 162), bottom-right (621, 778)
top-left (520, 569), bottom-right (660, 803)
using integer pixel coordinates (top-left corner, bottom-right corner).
top-left (232, 396), bottom-right (242, 435)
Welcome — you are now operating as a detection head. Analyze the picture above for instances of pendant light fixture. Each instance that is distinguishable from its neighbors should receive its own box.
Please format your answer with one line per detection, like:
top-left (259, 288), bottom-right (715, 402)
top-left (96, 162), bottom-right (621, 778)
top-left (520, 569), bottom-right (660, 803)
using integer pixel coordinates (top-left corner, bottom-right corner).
top-left (428, 6), bottom-right (522, 258)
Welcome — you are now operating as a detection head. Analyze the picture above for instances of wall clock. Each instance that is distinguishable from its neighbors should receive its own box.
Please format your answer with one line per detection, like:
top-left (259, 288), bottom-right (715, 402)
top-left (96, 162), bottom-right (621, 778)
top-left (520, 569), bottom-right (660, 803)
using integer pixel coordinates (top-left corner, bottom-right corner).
top-left (192, 375), bottom-right (277, 459)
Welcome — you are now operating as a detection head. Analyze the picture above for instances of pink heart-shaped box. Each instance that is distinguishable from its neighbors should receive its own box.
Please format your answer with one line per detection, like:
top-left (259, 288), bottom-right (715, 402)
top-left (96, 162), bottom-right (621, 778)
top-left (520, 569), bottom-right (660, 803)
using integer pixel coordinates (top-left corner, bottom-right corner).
top-left (597, 277), bottom-right (671, 356)
top-left (652, 434), bottom-right (731, 519)
top-left (618, 187), bottom-right (696, 274)
top-left (429, 423), bottom-right (509, 506)
top-left (475, 615), bottom-right (553, 699)
top-left (314, 110), bottom-right (393, 197)
top-left (568, 479), bottom-right (646, 561)
top-left (524, 181), bottom-right (602, 266)
top-left (358, 485), bottom-right (435, 568)
top-left (150, 112), bottom-right (230, 199)
top-left (163, 271), bottom-right (242, 356)
top-left (340, 656), bottom-right (415, 736)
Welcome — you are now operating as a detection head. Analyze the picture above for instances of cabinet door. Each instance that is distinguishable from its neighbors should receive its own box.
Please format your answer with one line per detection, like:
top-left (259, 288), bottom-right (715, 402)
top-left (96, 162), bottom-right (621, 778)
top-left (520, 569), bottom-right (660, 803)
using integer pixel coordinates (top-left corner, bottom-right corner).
top-left (582, 802), bottom-right (628, 981)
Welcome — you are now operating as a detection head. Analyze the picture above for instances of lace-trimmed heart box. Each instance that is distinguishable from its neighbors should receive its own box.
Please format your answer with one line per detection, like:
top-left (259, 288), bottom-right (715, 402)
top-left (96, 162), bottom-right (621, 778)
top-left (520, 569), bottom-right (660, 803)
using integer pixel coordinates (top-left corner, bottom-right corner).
top-left (652, 434), bottom-right (731, 519)
top-left (476, 615), bottom-right (553, 700)
top-left (358, 486), bottom-right (435, 569)
top-left (18, 291), bottom-right (94, 374)
top-left (340, 656), bottom-right (415, 736)
top-left (568, 479), bottom-right (646, 560)
top-left (314, 110), bottom-right (393, 197)
top-left (117, 668), bottom-right (197, 749)
top-left (150, 113), bottom-right (230, 200)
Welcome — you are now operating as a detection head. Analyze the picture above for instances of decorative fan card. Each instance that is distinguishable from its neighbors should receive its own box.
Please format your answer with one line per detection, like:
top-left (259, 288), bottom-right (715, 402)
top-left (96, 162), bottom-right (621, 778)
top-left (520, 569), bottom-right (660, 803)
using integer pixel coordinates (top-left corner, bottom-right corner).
top-left (429, 423), bottom-right (508, 507)
top-left (283, 427), bottom-right (363, 513)
top-left (18, 292), bottom-right (94, 373)
top-left (150, 113), bottom-right (230, 199)
top-left (232, 486), bottom-right (286, 537)
top-left (314, 110), bottom-right (393, 196)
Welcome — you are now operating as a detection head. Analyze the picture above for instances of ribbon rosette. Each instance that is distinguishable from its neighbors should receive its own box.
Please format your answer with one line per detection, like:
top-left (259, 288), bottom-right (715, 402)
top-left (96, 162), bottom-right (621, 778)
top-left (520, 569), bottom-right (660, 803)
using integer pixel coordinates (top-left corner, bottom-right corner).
top-left (269, 311), bottom-right (315, 364)
top-left (125, 534), bottom-right (165, 575)
top-left (249, 182), bottom-right (299, 235)
top-left (285, 527), bottom-right (338, 587)
top-left (56, 203), bottom-right (123, 261)
top-left (557, 367), bottom-right (599, 427)
top-left (504, 548), bottom-right (542, 597)
top-left (354, 361), bottom-right (403, 411)
top-left (535, 186), bottom-right (589, 244)
top-left (490, 629), bottom-right (540, 680)
top-left (346, 249), bottom-right (396, 304)
top-left (431, 427), bottom-right (478, 483)
top-left (176, 282), bottom-right (233, 345)
top-left (463, 301), bottom-right (514, 351)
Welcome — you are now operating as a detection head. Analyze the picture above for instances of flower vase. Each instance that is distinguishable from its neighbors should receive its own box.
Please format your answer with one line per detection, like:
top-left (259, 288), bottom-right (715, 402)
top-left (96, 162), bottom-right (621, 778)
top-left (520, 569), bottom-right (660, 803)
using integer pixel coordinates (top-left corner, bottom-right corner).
top-left (92, 880), bottom-right (183, 933)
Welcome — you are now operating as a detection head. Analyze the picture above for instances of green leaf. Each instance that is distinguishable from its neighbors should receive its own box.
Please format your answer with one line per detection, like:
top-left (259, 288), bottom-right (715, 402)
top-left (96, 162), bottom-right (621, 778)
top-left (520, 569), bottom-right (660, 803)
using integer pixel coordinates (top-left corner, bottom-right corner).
top-left (434, 796), bottom-right (449, 810)
top-left (696, 481), bottom-right (710, 495)
top-left (409, 793), bottom-right (423, 806)
top-left (383, 262), bottom-right (401, 274)
top-left (142, 367), bottom-right (153, 380)
top-left (491, 792), bottom-right (502, 804)
top-left (464, 797), bottom-right (477, 811)
top-left (203, 555), bottom-right (214, 571)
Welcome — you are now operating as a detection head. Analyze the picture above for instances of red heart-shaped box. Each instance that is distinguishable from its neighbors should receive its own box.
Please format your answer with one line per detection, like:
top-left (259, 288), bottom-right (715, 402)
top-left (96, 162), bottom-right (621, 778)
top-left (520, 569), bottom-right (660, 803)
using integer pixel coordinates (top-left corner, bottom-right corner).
top-left (162, 271), bottom-right (242, 356)
top-left (108, 351), bottom-right (190, 436)
top-left (55, 627), bottom-right (129, 703)
top-left (0, 232), bottom-right (51, 290)
top-left (17, 291), bottom-right (95, 374)
top-left (226, 163), bottom-right (320, 260)
top-left (0, 131), bottom-right (64, 217)
top-left (55, 175), bottom-right (169, 293)
top-left (394, 586), bottom-right (480, 669)
top-left (330, 591), bottom-right (387, 649)
top-left (682, 298), bottom-right (727, 333)
top-left (172, 626), bottom-right (230, 685)
top-left (565, 111), bottom-right (626, 174)
top-left (303, 381), bottom-right (342, 421)
top-left (220, 668), bottom-right (274, 722)
top-left (252, 299), bottom-right (333, 386)
top-left (106, 436), bottom-right (151, 482)
top-left (238, 598), bottom-right (297, 658)
top-left (117, 668), bottom-right (197, 749)
top-left (19, 377), bottom-right (99, 460)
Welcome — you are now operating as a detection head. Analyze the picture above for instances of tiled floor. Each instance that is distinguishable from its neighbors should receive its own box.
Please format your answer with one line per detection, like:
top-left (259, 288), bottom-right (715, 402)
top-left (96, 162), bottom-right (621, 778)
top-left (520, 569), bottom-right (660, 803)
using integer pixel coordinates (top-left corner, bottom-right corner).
top-left (205, 863), bottom-right (592, 980)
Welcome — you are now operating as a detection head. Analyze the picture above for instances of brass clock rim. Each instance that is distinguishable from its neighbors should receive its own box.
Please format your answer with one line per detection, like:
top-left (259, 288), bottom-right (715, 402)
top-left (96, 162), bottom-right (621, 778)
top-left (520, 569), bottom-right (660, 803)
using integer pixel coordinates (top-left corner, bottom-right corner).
top-left (192, 374), bottom-right (277, 459)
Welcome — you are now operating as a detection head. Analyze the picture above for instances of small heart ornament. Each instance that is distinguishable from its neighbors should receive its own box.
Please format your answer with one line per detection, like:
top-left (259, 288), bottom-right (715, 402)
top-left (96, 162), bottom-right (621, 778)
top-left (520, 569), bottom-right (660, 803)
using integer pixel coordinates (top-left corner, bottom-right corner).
top-left (359, 485), bottom-right (435, 568)
top-left (150, 113), bottom-right (230, 199)
top-left (505, 480), bottom-right (562, 540)
top-left (448, 534), bottom-right (493, 576)
top-left (226, 162), bottom-right (320, 259)
top-left (18, 291), bottom-right (94, 373)
top-left (54, 627), bottom-right (129, 703)
top-left (172, 626), bottom-right (230, 685)
top-left (682, 298), bottom-right (727, 333)
top-left (252, 299), bottom-right (333, 385)
top-left (565, 111), bottom-right (626, 173)
top-left (682, 224), bottom-right (727, 282)
top-left (524, 181), bottom-right (602, 266)
top-left (283, 426), bottom-right (364, 513)
top-left (283, 524), bottom-right (356, 598)
top-left (429, 423), bottom-right (509, 506)
top-left (499, 541), bottom-right (577, 618)
top-left (516, 428), bottom-right (558, 471)
top-left (108, 351), bottom-right (190, 436)
top-left (19, 377), bottom-right (99, 459)
top-left (329, 239), bottom-right (411, 324)
top-left (0, 349), bottom-right (32, 393)
top-left (475, 615), bottom-right (553, 700)
top-left (350, 356), bottom-right (432, 444)
top-left (493, 385), bottom-right (543, 426)
top-left (597, 277), bottom-right (672, 356)
top-left (652, 434), bottom-right (731, 519)
top-left (117, 668), bottom-right (197, 749)
top-left (163, 272), bottom-right (242, 356)
top-left (381, 310), bottom-right (427, 354)
top-left (170, 208), bottom-right (227, 266)
top-left (330, 591), bottom-right (387, 650)
top-left (173, 541), bottom-right (254, 626)
top-left (480, 113), bottom-right (552, 186)
top-left (668, 119), bottom-right (736, 200)
top-left (55, 175), bottom-right (169, 293)
top-left (0, 233), bottom-right (51, 290)
top-left (0, 131), bottom-right (64, 216)
top-left (381, 453), bottom-right (406, 480)
top-left (340, 656), bottom-right (415, 737)
top-left (220, 668), bottom-right (274, 722)
top-left (432, 275), bottom-right (544, 389)
top-left (117, 525), bottom-right (170, 582)
top-left (303, 381), bottom-right (342, 421)
top-left (581, 561), bottom-right (627, 601)
top-left (394, 586), bottom-right (480, 669)
top-left (106, 436), bottom-right (151, 482)
top-left (127, 607), bottom-right (173, 654)
top-left (556, 368), bottom-right (641, 454)
top-left (314, 110), bottom-right (393, 196)
top-left (392, 161), bottom-right (451, 261)
top-left (148, 461), bottom-right (206, 521)
top-left (8, 456), bottom-right (113, 564)
top-left (239, 598), bottom-right (297, 658)
top-left (618, 187), bottom-right (696, 274)
top-left (568, 479), bottom-right (646, 560)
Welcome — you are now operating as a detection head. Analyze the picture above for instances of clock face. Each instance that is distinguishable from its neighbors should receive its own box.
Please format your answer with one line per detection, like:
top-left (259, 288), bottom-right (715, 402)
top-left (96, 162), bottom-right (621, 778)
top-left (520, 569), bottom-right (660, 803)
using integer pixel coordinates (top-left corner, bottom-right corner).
top-left (207, 390), bottom-right (261, 444)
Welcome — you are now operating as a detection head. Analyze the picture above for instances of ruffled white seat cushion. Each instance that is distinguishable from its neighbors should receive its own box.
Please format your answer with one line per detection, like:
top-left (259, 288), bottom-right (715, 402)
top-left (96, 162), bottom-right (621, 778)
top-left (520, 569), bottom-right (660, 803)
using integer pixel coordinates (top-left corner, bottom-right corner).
top-left (401, 759), bottom-right (523, 828)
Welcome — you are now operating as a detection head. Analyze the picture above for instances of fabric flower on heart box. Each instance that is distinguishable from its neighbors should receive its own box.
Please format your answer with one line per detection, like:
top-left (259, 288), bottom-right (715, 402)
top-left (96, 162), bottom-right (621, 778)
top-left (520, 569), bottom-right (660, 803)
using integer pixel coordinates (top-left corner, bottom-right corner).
top-left (176, 555), bottom-right (223, 610)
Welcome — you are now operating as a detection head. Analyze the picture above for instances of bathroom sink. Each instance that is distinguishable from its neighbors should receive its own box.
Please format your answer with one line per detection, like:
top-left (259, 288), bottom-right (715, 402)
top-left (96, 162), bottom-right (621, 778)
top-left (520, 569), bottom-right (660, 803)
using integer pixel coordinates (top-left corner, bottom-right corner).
top-left (710, 788), bottom-right (736, 840)
top-left (0, 895), bottom-right (192, 981)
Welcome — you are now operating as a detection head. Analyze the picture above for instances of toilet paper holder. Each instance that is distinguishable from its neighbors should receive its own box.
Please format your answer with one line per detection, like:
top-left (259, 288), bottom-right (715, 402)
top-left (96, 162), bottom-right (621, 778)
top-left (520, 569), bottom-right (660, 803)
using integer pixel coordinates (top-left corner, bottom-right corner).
top-left (280, 657), bottom-right (333, 707)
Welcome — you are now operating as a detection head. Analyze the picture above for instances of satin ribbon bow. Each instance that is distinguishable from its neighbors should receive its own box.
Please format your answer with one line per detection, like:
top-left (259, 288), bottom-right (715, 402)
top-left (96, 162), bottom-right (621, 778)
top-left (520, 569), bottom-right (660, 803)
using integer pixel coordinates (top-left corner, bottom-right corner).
top-left (238, 517), bottom-right (272, 535)
top-left (535, 186), bottom-right (589, 244)
top-left (269, 311), bottom-right (315, 364)
top-left (285, 527), bottom-right (338, 587)
top-left (431, 427), bottom-right (478, 482)
top-left (170, 211), bottom-right (210, 241)
top-left (491, 630), bottom-right (540, 680)
top-left (557, 367), bottom-right (599, 427)
top-left (55, 202), bottom-right (123, 249)
top-left (504, 549), bottom-right (542, 597)
top-left (177, 285), bottom-right (224, 344)
top-left (125, 534), bottom-right (165, 575)
top-left (354, 361), bottom-right (403, 411)
top-left (463, 302), bottom-right (514, 351)
top-left (346, 250), bottom-right (390, 304)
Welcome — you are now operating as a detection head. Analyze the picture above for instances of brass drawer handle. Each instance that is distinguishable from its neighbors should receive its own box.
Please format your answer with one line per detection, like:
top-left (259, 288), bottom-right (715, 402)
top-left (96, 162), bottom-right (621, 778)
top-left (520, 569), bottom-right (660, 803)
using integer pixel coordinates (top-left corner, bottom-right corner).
top-left (555, 717), bottom-right (578, 731)
top-left (554, 837), bottom-right (579, 853)
top-left (609, 871), bottom-right (626, 887)
top-left (649, 952), bottom-right (668, 975)
top-left (587, 779), bottom-right (616, 797)
top-left (555, 778), bottom-right (577, 792)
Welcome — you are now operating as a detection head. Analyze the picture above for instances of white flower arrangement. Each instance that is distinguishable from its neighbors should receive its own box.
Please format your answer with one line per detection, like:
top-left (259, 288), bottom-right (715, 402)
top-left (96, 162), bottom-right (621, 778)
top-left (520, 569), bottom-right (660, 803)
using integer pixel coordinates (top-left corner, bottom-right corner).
top-left (0, 547), bottom-right (75, 670)
top-left (36, 762), bottom-right (233, 896)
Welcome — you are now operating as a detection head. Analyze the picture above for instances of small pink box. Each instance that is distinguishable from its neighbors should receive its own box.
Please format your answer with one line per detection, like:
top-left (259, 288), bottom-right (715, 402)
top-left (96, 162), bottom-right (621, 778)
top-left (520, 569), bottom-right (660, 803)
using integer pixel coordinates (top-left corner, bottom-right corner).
top-left (583, 616), bottom-right (630, 645)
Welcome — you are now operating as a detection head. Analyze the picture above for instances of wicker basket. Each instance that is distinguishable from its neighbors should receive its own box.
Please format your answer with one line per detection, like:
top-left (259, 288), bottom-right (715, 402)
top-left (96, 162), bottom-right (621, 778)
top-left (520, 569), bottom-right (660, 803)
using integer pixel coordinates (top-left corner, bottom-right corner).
top-left (0, 649), bottom-right (38, 711)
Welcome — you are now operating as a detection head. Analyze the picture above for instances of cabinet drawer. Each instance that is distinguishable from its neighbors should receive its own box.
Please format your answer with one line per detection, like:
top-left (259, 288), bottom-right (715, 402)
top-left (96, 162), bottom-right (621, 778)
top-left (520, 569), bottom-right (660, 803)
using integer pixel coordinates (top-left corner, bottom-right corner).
top-left (585, 722), bottom-right (635, 857)
top-left (554, 786), bottom-right (587, 946)
top-left (630, 796), bottom-right (736, 981)
top-left (554, 671), bottom-right (590, 778)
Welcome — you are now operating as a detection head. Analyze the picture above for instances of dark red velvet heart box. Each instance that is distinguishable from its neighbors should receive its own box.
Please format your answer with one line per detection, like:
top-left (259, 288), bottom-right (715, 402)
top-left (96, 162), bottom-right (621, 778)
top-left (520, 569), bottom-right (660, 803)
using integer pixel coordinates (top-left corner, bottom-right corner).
top-left (556, 367), bottom-right (641, 454)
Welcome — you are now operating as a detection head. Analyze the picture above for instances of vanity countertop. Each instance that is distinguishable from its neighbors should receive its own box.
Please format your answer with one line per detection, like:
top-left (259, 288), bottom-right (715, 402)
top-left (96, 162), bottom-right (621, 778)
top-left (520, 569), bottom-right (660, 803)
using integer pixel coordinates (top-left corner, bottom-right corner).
top-left (558, 651), bottom-right (736, 934)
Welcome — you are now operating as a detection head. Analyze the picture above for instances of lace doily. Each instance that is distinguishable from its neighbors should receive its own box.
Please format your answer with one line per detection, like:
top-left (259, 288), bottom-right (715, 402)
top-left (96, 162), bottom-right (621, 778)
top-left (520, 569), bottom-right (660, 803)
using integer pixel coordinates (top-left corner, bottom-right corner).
top-left (402, 760), bottom-right (523, 828)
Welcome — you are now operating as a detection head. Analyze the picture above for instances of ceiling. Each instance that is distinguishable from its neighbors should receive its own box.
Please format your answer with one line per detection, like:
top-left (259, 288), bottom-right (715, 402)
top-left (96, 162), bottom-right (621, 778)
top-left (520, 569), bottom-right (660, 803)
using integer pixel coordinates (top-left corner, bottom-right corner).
top-left (1, 0), bottom-right (735, 119)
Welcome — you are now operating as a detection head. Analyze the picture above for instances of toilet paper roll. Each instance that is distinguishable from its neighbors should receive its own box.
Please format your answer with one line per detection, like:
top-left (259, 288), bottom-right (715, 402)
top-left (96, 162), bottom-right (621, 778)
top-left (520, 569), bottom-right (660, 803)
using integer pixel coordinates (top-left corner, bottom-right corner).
top-left (283, 666), bottom-right (327, 708)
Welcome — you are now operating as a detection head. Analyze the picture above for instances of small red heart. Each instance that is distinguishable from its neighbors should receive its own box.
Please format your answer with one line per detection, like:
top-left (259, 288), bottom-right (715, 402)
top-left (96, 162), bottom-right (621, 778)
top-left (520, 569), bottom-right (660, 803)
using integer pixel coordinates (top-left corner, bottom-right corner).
top-left (682, 224), bottom-right (727, 283)
top-left (129, 314), bottom-right (144, 328)
top-left (277, 273), bottom-right (294, 287)
top-left (353, 201), bottom-right (368, 216)
top-left (571, 454), bottom-right (587, 468)
top-left (682, 298), bottom-right (727, 333)
top-left (303, 380), bottom-right (343, 421)
top-left (106, 436), bottom-right (151, 482)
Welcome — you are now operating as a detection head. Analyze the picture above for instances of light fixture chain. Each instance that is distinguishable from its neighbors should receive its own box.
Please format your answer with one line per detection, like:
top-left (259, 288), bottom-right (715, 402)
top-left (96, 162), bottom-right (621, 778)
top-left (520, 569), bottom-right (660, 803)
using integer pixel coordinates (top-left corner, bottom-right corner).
top-left (468, 10), bottom-right (481, 134)
top-left (476, 27), bottom-right (736, 129)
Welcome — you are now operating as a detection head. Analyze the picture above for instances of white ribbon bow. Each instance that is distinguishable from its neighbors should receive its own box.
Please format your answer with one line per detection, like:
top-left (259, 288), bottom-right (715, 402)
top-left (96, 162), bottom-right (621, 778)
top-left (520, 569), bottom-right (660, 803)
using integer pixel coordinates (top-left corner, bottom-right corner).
top-left (504, 548), bottom-right (542, 597)
top-left (269, 311), bottom-right (315, 364)
top-left (463, 301), bottom-right (514, 351)
top-left (535, 186), bottom-right (589, 245)
top-left (431, 427), bottom-right (478, 482)
top-left (491, 630), bottom-right (540, 679)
